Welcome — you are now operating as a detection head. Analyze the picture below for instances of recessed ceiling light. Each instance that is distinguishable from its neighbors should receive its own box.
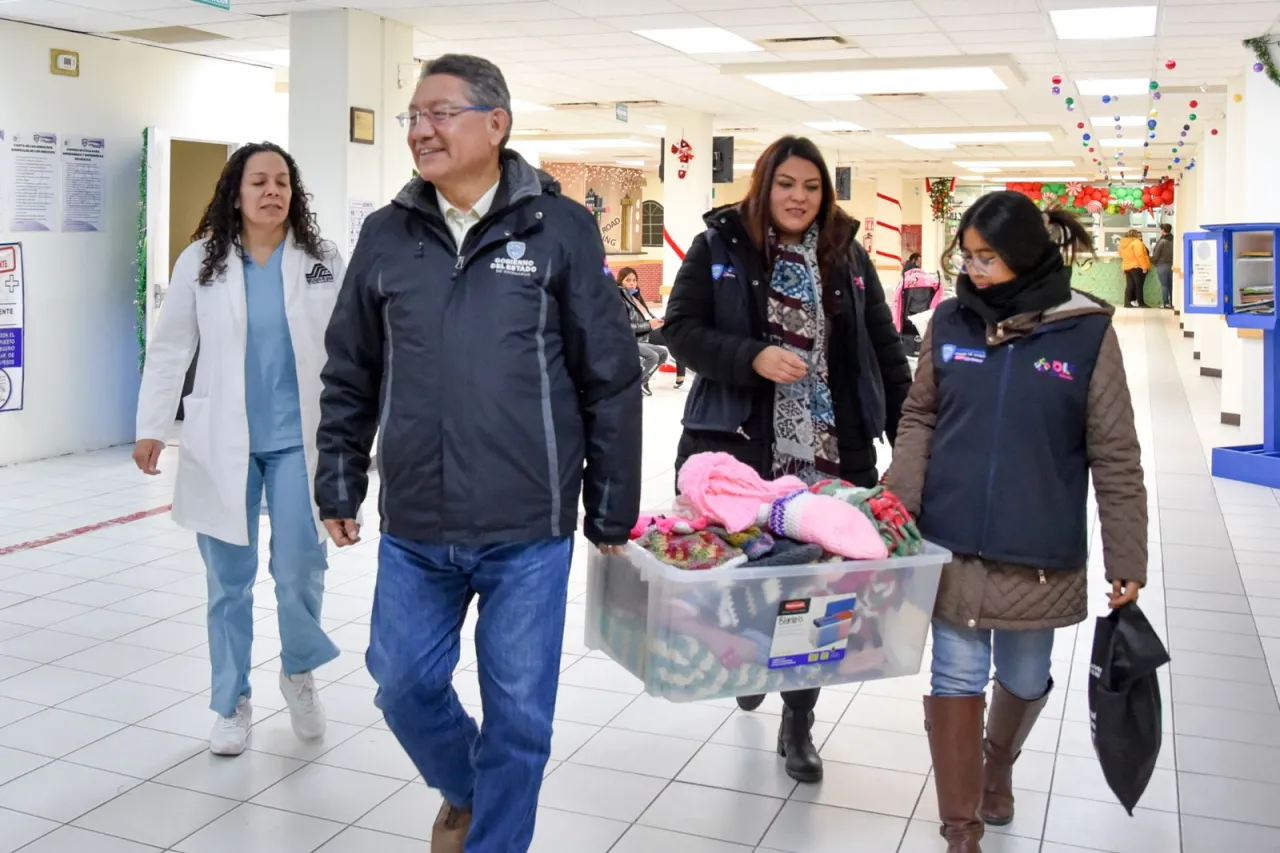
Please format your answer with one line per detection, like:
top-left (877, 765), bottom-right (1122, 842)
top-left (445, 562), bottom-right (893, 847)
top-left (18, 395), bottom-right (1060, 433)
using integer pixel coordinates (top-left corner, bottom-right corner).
top-left (954, 160), bottom-right (1075, 168)
top-left (511, 99), bottom-right (551, 113)
top-left (1076, 78), bottom-right (1150, 96)
top-left (1051, 6), bottom-right (1156, 40)
top-left (635, 27), bottom-right (763, 55)
top-left (749, 67), bottom-right (1005, 99)
top-left (1099, 138), bottom-right (1142, 147)
top-left (803, 120), bottom-right (866, 132)
top-left (890, 131), bottom-right (1053, 150)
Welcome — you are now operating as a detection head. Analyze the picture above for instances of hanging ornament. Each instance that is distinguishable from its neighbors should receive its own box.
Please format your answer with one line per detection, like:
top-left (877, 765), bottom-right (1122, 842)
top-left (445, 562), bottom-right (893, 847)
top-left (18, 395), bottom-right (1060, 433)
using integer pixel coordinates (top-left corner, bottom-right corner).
top-left (1067, 104), bottom-right (1076, 111)
top-left (670, 137), bottom-right (694, 179)
top-left (1113, 114), bottom-right (1121, 121)
top-left (1143, 141), bottom-right (1149, 147)
top-left (1147, 119), bottom-right (1158, 129)
top-left (1153, 91), bottom-right (1162, 100)
top-left (1150, 80), bottom-right (1161, 90)
top-left (1116, 125), bottom-right (1123, 132)
top-left (1189, 99), bottom-right (1199, 108)
top-left (1212, 128), bottom-right (1220, 135)
top-left (1065, 97), bottom-right (1075, 106)
top-left (1089, 147), bottom-right (1095, 152)
top-left (1102, 94), bottom-right (1112, 103)
top-left (1255, 62), bottom-right (1266, 72)
top-left (1180, 131), bottom-right (1188, 137)
top-left (1189, 113), bottom-right (1197, 120)
top-left (1174, 157), bottom-right (1181, 164)
top-left (1052, 86), bottom-right (1061, 95)
top-left (1052, 74), bottom-right (1063, 85)
top-left (1165, 59), bottom-right (1177, 71)
top-left (1148, 132), bottom-right (1156, 140)
top-left (1150, 108), bottom-right (1159, 117)
top-left (1235, 93), bottom-right (1244, 102)
top-left (1077, 122), bottom-right (1085, 129)
top-left (1182, 123), bottom-right (1190, 130)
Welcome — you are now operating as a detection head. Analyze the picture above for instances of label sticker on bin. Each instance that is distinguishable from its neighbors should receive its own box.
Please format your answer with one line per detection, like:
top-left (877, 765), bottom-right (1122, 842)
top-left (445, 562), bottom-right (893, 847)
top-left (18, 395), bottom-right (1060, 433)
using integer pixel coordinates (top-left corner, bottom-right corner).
top-left (768, 594), bottom-right (857, 669)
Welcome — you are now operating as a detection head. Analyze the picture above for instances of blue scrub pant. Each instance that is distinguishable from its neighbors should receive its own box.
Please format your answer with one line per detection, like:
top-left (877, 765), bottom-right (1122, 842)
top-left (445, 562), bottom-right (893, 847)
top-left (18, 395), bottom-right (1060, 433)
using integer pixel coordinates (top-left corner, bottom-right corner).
top-left (197, 446), bottom-right (340, 717)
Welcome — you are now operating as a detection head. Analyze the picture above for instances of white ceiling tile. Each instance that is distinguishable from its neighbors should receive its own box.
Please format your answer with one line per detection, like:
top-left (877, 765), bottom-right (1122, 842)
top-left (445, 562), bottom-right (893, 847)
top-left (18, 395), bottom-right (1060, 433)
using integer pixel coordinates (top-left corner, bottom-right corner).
top-left (517, 18), bottom-right (616, 36)
top-left (807, 1), bottom-right (925, 22)
top-left (843, 31), bottom-right (949, 48)
top-left (916, 0), bottom-right (1038, 11)
top-left (415, 23), bottom-right (531, 39)
top-left (1161, 20), bottom-right (1272, 37)
top-left (553, 0), bottom-right (685, 13)
top-left (828, 17), bottom-right (941, 36)
top-left (1163, 4), bottom-right (1280, 24)
top-left (725, 22), bottom-right (839, 39)
top-left (950, 28), bottom-right (1052, 44)
top-left (700, 7), bottom-right (819, 27)
top-left (674, 0), bottom-right (793, 9)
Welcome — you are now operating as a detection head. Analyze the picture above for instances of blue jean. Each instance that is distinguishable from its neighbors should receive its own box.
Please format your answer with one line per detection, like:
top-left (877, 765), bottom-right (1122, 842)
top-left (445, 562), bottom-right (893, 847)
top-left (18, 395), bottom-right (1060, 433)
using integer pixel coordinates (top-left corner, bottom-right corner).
top-left (1156, 265), bottom-right (1173, 306)
top-left (368, 535), bottom-right (573, 853)
top-left (197, 446), bottom-right (339, 717)
top-left (930, 618), bottom-right (1055, 701)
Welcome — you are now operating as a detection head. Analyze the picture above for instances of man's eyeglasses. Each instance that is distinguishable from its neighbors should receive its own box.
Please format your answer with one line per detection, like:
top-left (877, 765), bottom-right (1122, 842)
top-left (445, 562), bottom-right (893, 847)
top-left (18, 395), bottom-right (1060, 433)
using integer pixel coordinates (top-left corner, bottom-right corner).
top-left (396, 106), bottom-right (494, 130)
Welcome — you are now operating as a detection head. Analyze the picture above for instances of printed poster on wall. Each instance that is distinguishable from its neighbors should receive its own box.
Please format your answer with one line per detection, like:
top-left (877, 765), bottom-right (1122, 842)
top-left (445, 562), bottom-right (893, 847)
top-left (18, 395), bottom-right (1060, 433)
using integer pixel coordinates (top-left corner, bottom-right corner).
top-left (1189, 238), bottom-right (1218, 308)
top-left (62, 135), bottom-right (106, 232)
top-left (6, 132), bottom-right (58, 232)
top-left (348, 200), bottom-right (375, 258)
top-left (0, 243), bottom-right (25, 413)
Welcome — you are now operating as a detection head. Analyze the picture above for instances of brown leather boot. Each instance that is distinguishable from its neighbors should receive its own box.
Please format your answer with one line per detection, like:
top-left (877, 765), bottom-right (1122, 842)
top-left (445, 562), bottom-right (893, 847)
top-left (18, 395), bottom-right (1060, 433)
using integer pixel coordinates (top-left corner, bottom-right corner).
top-left (431, 801), bottom-right (472, 853)
top-left (980, 679), bottom-right (1052, 826)
top-left (924, 695), bottom-right (986, 853)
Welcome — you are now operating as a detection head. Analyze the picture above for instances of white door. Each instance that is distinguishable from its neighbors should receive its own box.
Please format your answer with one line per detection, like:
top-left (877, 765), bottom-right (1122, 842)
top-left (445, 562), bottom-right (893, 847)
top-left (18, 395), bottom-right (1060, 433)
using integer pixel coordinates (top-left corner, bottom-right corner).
top-left (143, 126), bottom-right (171, 343)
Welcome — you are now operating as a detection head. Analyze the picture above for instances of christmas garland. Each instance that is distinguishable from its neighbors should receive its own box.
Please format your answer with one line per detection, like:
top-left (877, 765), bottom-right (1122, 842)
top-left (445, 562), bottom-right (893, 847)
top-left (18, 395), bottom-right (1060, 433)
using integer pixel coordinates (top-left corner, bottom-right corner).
top-left (1245, 36), bottom-right (1280, 89)
top-left (135, 128), bottom-right (148, 372)
top-left (924, 177), bottom-right (956, 222)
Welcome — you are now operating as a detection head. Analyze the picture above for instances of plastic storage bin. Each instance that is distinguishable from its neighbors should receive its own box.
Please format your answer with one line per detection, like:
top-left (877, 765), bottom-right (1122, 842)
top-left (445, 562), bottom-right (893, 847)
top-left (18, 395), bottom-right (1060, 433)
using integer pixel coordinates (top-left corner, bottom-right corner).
top-left (584, 541), bottom-right (949, 703)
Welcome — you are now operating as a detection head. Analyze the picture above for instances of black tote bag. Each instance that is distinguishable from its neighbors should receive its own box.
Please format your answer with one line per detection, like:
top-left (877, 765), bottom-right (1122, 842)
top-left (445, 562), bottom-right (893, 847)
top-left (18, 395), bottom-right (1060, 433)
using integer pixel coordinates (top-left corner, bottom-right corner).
top-left (1088, 602), bottom-right (1171, 815)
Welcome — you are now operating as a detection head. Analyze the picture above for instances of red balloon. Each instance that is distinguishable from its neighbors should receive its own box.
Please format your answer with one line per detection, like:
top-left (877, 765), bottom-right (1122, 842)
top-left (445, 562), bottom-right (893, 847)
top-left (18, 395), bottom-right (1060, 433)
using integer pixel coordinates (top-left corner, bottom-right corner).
top-left (1162, 190), bottom-right (1174, 204)
top-left (1053, 74), bottom-right (1063, 85)
top-left (1166, 59), bottom-right (1177, 70)
top-left (1077, 122), bottom-right (1085, 129)
top-left (1211, 128), bottom-right (1219, 135)
top-left (1189, 99), bottom-right (1199, 108)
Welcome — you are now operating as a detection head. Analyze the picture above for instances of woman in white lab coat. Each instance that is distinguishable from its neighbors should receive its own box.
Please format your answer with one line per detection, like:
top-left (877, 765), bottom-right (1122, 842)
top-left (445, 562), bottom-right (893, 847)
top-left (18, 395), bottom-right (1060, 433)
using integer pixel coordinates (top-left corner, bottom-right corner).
top-left (134, 142), bottom-right (345, 756)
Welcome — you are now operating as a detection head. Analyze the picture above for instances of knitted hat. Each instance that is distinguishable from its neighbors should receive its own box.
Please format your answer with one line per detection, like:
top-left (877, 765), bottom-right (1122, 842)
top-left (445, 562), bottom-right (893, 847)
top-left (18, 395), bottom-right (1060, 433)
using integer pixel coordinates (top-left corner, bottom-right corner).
top-left (766, 489), bottom-right (889, 560)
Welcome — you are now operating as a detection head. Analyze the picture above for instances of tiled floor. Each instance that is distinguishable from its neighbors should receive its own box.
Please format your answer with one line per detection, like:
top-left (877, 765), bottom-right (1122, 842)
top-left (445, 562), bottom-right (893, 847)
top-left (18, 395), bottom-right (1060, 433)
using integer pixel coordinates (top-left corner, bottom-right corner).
top-left (0, 309), bottom-right (1277, 852)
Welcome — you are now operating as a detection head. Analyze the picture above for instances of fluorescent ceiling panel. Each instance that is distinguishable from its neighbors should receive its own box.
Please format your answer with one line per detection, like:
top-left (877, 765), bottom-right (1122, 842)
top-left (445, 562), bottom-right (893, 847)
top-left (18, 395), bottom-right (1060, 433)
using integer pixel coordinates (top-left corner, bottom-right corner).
top-left (748, 67), bottom-right (1006, 99)
top-left (954, 160), bottom-right (1075, 168)
top-left (1076, 78), bottom-right (1150, 96)
top-left (890, 131), bottom-right (1052, 150)
top-left (1051, 6), bottom-right (1157, 40)
top-left (804, 120), bottom-right (866, 132)
top-left (635, 27), bottom-right (763, 55)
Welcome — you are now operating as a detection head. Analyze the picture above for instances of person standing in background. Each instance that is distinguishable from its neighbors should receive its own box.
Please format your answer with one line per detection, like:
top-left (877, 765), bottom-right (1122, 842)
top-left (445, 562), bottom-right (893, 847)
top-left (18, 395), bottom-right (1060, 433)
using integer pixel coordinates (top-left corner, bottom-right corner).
top-left (1119, 229), bottom-right (1152, 308)
top-left (1151, 223), bottom-right (1175, 309)
top-left (134, 142), bottom-right (343, 757)
top-left (314, 54), bottom-right (642, 853)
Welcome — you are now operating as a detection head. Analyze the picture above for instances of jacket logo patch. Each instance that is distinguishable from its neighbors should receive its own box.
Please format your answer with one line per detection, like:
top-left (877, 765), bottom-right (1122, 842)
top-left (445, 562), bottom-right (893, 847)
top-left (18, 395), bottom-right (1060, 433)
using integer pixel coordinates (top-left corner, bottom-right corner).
top-left (491, 254), bottom-right (538, 277)
top-left (941, 344), bottom-right (985, 364)
top-left (305, 264), bottom-right (334, 285)
top-left (1035, 358), bottom-right (1074, 380)
top-left (711, 263), bottom-right (725, 280)
top-left (506, 241), bottom-right (527, 260)
top-left (853, 275), bottom-right (866, 290)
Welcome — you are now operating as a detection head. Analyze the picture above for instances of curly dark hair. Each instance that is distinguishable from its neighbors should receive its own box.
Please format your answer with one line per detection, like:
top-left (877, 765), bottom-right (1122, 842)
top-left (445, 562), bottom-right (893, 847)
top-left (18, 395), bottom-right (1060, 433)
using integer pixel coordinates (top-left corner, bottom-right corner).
top-left (192, 142), bottom-right (325, 286)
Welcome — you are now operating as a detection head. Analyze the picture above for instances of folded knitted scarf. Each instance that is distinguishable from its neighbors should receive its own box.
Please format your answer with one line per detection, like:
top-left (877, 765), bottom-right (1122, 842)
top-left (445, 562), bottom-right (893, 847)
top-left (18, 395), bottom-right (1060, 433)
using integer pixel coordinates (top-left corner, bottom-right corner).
top-left (636, 528), bottom-right (746, 570)
top-left (810, 481), bottom-right (924, 556)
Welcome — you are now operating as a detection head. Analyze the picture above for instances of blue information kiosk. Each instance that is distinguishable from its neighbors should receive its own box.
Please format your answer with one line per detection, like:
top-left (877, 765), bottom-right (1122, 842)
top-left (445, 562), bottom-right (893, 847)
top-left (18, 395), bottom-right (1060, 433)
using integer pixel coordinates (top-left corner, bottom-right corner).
top-left (1183, 223), bottom-right (1279, 487)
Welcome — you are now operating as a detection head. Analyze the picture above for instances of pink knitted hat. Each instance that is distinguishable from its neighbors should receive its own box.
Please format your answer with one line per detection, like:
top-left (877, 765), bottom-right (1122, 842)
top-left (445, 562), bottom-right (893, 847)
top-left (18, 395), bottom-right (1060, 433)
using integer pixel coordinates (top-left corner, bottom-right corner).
top-left (767, 489), bottom-right (889, 560)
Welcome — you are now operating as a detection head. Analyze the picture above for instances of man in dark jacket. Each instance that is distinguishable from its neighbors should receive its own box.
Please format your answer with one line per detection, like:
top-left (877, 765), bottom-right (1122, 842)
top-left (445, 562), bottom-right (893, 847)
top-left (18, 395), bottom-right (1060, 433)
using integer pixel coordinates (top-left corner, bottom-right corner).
top-left (1152, 223), bottom-right (1175, 308)
top-left (314, 54), bottom-right (642, 853)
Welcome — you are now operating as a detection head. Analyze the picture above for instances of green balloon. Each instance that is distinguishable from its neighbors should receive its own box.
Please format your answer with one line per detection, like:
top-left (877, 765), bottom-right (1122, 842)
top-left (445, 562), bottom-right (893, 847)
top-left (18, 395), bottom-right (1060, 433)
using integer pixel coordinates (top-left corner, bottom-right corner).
top-left (1189, 113), bottom-right (1197, 120)
top-left (1066, 97), bottom-right (1075, 105)
top-left (1150, 80), bottom-right (1159, 90)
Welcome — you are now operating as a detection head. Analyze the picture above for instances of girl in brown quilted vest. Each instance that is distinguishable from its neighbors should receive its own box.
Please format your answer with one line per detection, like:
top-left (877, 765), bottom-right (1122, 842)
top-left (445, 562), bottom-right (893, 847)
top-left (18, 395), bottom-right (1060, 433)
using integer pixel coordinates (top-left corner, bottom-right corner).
top-left (885, 191), bottom-right (1147, 853)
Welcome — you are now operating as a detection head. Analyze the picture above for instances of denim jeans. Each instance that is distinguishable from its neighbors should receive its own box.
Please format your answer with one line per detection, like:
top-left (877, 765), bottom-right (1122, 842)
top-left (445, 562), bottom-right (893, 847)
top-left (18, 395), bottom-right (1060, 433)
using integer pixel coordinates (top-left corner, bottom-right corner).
top-left (1156, 265), bottom-right (1173, 306)
top-left (197, 447), bottom-right (339, 717)
top-left (930, 618), bottom-right (1054, 701)
top-left (368, 535), bottom-right (573, 853)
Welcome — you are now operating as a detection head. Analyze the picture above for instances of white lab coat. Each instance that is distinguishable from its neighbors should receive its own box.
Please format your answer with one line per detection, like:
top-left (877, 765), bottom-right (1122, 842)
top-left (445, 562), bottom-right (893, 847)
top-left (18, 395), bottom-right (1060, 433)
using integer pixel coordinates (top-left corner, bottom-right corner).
top-left (136, 235), bottom-right (346, 546)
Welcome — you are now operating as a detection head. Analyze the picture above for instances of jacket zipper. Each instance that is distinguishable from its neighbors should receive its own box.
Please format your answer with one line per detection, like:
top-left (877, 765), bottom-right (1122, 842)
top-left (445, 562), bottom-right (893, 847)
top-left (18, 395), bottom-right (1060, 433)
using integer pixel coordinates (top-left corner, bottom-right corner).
top-left (977, 340), bottom-right (1016, 559)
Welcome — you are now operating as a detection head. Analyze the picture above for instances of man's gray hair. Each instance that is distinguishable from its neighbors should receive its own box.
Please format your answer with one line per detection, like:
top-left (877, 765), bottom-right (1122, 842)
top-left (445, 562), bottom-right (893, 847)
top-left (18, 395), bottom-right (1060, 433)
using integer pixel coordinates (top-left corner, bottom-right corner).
top-left (420, 54), bottom-right (512, 146)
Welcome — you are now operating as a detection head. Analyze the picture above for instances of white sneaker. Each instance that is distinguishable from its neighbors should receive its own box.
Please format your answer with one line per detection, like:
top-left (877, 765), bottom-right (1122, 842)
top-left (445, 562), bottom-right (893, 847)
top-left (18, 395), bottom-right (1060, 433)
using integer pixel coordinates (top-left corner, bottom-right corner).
top-left (210, 696), bottom-right (252, 756)
top-left (279, 669), bottom-right (326, 741)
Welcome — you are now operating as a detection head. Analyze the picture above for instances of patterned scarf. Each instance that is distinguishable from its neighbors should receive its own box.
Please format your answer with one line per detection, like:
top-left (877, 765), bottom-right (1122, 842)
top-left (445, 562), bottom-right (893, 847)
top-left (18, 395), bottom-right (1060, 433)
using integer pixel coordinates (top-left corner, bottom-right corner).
top-left (767, 225), bottom-right (840, 484)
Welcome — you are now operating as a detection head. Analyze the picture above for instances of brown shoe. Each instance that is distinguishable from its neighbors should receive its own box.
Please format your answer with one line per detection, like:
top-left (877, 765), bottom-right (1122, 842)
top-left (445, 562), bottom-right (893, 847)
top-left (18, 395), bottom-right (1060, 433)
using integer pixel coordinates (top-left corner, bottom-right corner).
top-left (431, 801), bottom-right (472, 853)
top-left (924, 695), bottom-right (986, 853)
top-left (980, 679), bottom-right (1052, 826)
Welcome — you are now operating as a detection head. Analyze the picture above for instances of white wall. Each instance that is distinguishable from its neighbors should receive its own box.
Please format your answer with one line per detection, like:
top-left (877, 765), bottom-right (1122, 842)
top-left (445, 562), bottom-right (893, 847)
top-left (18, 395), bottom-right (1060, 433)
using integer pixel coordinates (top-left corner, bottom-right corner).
top-left (0, 20), bottom-right (278, 466)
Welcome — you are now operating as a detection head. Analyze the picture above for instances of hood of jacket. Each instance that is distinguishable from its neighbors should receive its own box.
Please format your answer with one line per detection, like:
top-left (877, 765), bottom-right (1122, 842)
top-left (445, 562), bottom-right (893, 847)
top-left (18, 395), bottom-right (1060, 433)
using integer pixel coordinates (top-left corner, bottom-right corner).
top-left (700, 203), bottom-right (862, 242)
top-left (392, 149), bottom-right (556, 220)
top-left (989, 288), bottom-right (1115, 344)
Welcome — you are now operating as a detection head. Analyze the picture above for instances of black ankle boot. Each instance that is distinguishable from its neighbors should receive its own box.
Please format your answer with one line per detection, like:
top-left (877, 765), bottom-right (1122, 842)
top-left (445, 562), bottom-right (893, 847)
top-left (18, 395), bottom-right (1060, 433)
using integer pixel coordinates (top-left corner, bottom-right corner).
top-left (777, 707), bottom-right (823, 783)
